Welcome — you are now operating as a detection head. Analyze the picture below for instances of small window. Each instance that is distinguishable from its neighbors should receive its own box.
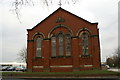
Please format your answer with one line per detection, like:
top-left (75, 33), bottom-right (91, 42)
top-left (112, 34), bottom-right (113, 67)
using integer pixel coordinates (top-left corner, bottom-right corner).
top-left (82, 33), bottom-right (89, 55)
top-left (51, 36), bottom-right (56, 57)
top-left (65, 34), bottom-right (71, 56)
top-left (36, 37), bottom-right (42, 57)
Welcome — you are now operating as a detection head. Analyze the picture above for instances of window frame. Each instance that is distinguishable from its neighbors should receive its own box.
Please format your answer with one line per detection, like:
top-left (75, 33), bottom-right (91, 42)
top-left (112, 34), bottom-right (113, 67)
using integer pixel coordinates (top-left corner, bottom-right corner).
top-left (65, 34), bottom-right (71, 56)
top-left (58, 33), bottom-right (64, 56)
top-left (51, 35), bottom-right (56, 57)
top-left (36, 36), bottom-right (42, 57)
top-left (81, 32), bottom-right (89, 56)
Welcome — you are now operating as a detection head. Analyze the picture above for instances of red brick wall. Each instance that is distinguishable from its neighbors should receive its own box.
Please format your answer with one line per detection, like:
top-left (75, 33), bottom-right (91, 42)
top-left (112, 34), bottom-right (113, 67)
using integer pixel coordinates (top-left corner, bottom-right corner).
top-left (27, 8), bottom-right (100, 72)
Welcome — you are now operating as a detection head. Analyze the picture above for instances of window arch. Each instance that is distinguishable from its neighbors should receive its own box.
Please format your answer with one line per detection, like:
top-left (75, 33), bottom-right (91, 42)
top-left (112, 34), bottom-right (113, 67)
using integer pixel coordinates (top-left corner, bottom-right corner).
top-left (49, 25), bottom-right (73, 57)
top-left (48, 24), bottom-right (73, 38)
top-left (76, 28), bottom-right (91, 36)
top-left (33, 32), bottom-right (45, 57)
top-left (36, 37), bottom-right (42, 57)
top-left (81, 32), bottom-right (89, 55)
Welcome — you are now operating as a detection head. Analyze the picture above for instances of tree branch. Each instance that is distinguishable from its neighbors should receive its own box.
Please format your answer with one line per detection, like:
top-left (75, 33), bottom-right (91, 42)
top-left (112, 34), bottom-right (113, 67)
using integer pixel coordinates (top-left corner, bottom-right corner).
top-left (11, 0), bottom-right (81, 23)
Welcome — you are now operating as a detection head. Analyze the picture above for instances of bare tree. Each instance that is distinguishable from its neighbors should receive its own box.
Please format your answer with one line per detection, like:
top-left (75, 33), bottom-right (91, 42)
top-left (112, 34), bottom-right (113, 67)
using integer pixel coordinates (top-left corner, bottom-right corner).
top-left (106, 57), bottom-right (114, 67)
top-left (10, 0), bottom-right (81, 21)
top-left (114, 47), bottom-right (120, 68)
top-left (107, 47), bottom-right (120, 68)
top-left (17, 47), bottom-right (27, 63)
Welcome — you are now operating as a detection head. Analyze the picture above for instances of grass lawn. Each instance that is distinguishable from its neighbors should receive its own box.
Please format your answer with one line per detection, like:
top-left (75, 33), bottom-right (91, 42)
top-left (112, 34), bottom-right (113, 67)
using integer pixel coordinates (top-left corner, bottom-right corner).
top-left (2, 70), bottom-right (120, 76)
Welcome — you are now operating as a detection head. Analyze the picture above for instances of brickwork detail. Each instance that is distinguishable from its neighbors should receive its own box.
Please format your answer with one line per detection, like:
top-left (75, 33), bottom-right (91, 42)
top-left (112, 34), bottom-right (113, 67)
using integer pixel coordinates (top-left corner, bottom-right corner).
top-left (27, 8), bottom-right (100, 72)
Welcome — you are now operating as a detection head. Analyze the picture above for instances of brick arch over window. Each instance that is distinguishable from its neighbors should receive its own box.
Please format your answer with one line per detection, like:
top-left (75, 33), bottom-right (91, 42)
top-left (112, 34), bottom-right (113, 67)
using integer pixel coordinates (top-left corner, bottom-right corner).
top-left (32, 32), bottom-right (45, 58)
top-left (49, 25), bottom-right (72, 57)
top-left (32, 32), bottom-right (45, 40)
top-left (48, 24), bottom-right (73, 38)
top-left (77, 28), bottom-right (92, 56)
top-left (76, 28), bottom-right (91, 36)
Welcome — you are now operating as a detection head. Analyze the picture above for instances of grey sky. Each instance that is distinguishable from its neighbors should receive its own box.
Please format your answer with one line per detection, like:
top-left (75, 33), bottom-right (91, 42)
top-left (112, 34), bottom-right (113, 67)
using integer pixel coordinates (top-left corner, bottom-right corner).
top-left (1, 0), bottom-right (119, 63)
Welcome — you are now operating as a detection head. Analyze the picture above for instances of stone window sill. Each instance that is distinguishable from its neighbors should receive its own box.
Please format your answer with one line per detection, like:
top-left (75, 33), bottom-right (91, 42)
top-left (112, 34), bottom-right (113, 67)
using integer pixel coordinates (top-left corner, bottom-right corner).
top-left (34, 57), bottom-right (44, 59)
top-left (51, 56), bottom-right (71, 58)
top-left (80, 54), bottom-right (92, 57)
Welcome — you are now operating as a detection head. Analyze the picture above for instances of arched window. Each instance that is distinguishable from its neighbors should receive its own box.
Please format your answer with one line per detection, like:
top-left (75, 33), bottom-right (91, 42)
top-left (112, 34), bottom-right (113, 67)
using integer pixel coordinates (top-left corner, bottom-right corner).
top-left (51, 36), bottom-right (56, 57)
top-left (82, 32), bottom-right (89, 55)
top-left (36, 37), bottom-right (42, 57)
top-left (65, 34), bottom-right (71, 56)
top-left (58, 33), bottom-right (64, 56)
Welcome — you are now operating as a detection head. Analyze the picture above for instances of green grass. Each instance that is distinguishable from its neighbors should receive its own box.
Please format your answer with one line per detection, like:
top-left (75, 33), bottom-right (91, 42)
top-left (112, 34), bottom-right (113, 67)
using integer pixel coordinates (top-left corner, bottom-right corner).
top-left (2, 70), bottom-right (120, 76)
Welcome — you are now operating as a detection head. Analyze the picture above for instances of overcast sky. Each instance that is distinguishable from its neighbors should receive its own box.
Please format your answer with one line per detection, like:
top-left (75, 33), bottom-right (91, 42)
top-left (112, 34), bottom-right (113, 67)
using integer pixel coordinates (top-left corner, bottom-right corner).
top-left (1, 0), bottom-right (119, 63)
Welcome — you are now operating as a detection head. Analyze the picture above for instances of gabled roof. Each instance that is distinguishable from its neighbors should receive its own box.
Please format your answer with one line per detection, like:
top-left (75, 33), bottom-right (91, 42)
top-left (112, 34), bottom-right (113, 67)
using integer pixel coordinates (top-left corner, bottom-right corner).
top-left (27, 7), bottom-right (98, 31)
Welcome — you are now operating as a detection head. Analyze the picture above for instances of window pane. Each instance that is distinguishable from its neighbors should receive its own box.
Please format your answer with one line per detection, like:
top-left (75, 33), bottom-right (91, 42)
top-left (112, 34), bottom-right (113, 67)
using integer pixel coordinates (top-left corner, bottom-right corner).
top-left (51, 36), bottom-right (56, 57)
top-left (36, 37), bottom-right (42, 57)
top-left (82, 33), bottom-right (89, 55)
top-left (66, 34), bottom-right (71, 56)
top-left (58, 33), bottom-right (63, 56)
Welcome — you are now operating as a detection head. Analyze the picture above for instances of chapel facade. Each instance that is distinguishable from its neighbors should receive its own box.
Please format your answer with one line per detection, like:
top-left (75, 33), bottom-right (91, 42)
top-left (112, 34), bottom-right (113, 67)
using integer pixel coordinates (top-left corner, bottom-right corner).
top-left (27, 8), bottom-right (101, 72)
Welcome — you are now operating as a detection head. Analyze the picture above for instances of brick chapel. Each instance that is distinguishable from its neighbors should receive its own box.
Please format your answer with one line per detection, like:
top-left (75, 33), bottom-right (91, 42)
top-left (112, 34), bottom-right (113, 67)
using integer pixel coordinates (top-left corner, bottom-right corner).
top-left (27, 7), bottom-right (101, 72)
